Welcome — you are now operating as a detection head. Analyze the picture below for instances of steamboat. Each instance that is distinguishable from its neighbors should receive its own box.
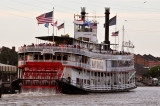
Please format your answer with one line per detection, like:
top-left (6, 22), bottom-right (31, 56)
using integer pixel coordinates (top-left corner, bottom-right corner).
top-left (18, 7), bottom-right (136, 94)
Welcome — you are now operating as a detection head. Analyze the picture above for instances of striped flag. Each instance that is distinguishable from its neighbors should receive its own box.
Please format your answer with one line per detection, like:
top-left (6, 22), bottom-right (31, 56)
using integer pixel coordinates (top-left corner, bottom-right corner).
top-left (112, 31), bottom-right (119, 36)
top-left (75, 20), bottom-right (84, 25)
top-left (90, 23), bottom-right (97, 29)
top-left (36, 11), bottom-right (53, 24)
top-left (58, 23), bottom-right (64, 30)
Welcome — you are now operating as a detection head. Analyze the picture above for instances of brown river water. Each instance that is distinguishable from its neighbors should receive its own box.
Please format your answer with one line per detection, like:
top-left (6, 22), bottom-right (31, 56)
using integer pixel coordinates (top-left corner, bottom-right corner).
top-left (0, 87), bottom-right (160, 106)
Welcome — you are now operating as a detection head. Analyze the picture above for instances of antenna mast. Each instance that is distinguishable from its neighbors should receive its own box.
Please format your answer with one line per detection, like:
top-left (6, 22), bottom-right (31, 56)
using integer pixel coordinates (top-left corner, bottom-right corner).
top-left (52, 7), bottom-right (54, 43)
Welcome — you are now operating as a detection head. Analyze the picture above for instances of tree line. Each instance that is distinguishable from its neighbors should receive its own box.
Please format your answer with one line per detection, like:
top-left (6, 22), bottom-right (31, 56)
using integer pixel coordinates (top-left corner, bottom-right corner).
top-left (147, 66), bottom-right (160, 78)
top-left (0, 47), bottom-right (18, 66)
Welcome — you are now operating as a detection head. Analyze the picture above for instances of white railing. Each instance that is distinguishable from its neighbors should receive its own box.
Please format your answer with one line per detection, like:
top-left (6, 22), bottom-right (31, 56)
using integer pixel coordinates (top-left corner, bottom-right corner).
top-left (72, 82), bottom-right (136, 91)
top-left (18, 46), bottom-right (133, 60)
top-left (107, 66), bottom-right (134, 72)
top-left (60, 78), bottom-right (136, 91)
top-left (18, 60), bottom-right (134, 72)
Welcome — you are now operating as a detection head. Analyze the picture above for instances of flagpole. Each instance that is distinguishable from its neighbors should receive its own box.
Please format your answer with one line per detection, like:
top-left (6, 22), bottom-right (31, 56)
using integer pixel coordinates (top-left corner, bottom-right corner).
top-left (115, 14), bottom-right (117, 50)
top-left (64, 21), bottom-right (65, 35)
top-left (74, 14), bottom-right (75, 38)
top-left (122, 25), bottom-right (125, 52)
top-left (56, 20), bottom-right (57, 35)
top-left (52, 7), bottom-right (54, 43)
top-left (48, 25), bottom-right (49, 36)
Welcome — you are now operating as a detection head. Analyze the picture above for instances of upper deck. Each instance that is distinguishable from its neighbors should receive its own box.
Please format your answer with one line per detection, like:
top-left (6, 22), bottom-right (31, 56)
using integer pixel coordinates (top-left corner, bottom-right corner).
top-left (18, 44), bottom-right (133, 61)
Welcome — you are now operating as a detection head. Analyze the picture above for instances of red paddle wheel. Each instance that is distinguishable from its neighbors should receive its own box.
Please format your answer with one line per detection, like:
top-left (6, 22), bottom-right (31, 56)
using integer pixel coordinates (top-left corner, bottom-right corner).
top-left (21, 62), bottom-right (63, 93)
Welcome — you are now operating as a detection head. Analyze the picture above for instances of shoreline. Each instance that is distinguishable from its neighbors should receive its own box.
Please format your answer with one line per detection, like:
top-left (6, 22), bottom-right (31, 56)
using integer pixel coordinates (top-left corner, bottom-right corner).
top-left (136, 81), bottom-right (160, 87)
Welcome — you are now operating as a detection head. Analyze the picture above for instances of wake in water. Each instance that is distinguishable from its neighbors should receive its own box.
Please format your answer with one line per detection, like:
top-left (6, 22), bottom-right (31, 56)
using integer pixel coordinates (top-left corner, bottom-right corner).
top-left (21, 88), bottom-right (57, 96)
top-left (0, 88), bottom-right (60, 106)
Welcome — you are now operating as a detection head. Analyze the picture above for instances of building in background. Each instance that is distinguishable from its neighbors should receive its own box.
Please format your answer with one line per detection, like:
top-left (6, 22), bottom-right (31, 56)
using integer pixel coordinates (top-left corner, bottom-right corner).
top-left (134, 54), bottom-right (160, 78)
top-left (0, 63), bottom-right (17, 94)
top-left (135, 54), bottom-right (160, 68)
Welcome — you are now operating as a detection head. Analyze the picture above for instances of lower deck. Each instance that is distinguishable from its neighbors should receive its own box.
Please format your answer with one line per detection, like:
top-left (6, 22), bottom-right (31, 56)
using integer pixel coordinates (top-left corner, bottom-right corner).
top-left (57, 78), bottom-right (136, 94)
top-left (61, 67), bottom-right (136, 91)
top-left (18, 61), bottom-right (136, 93)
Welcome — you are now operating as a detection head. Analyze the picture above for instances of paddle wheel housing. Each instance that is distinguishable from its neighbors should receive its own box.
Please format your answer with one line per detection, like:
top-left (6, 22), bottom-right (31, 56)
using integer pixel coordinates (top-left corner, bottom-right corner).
top-left (21, 62), bottom-right (63, 91)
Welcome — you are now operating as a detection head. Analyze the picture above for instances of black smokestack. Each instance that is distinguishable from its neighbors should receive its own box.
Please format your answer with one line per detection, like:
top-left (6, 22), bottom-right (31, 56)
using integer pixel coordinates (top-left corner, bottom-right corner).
top-left (81, 7), bottom-right (86, 21)
top-left (104, 7), bottom-right (110, 50)
top-left (81, 7), bottom-right (86, 30)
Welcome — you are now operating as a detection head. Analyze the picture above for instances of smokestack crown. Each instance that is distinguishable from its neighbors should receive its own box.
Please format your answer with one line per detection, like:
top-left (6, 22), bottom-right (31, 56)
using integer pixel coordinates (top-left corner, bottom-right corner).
top-left (81, 7), bottom-right (86, 13)
top-left (105, 7), bottom-right (110, 14)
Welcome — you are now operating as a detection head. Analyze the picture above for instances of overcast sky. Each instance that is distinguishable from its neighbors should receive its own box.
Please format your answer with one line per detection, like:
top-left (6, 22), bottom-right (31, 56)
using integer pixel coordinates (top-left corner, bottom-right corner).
top-left (0, 0), bottom-right (160, 57)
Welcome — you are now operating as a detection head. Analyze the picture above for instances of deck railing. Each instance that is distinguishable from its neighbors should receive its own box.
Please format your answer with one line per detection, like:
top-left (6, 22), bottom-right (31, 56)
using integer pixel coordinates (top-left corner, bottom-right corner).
top-left (18, 46), bottom-right (133, 60)
top-left (18, 60), bottom-right (134, 72)
top-left (60, 78), bottom-right (136, 91)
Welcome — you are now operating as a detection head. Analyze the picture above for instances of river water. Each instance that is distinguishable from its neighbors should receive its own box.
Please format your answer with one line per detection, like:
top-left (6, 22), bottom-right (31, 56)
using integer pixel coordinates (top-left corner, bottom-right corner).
top-left (0, 87), bottom-right (160, 106)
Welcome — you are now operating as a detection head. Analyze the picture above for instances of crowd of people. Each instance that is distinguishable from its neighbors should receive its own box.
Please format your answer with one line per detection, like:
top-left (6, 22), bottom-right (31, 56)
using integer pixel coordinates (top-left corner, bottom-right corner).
top-left (20, 43), bottom-right (131, 56)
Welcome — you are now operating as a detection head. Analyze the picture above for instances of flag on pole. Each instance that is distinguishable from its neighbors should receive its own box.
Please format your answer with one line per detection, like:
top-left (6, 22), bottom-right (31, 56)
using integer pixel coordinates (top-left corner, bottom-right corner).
top-left (51, 21), bottom-right (58, 26)
top-left (85, 22), bottom-right (90, 27)
top-left (90, 23), bottom-right (97, 29)
top-left (112, 31), bottom-right (119, 36)
top-left (109, 16), bottom-right (116, 26)
top-left (44, 23), bottom-right (49, 28)
top-left (54, 21), bottom-right (57, 26)
top-left (57, 23), bottom-right (64, 30)
top-left (36, 11), bottom-right (53, 24)
top-left (75, 20), bottom-right (84, 25)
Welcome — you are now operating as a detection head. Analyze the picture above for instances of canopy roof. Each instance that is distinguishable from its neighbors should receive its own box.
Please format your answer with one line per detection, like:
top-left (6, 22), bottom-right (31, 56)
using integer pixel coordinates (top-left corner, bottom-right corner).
top-left (35, 36), bottom-right (74, 42)
top-left (35, 36), bottom-right (74, 45)
top-left (35, 35), bottom-right (115, 46)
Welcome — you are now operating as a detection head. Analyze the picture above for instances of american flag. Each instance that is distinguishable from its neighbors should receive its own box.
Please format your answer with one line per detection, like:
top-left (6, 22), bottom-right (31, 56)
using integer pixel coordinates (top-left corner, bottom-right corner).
top-left (36, 11), bottom-right (53, 24)
top-left (90, 23), bottom-right (97, 29)
top-left (112, 31), bottom-right (119, 36)
top-left (58, 23), bottom-right (64, 30)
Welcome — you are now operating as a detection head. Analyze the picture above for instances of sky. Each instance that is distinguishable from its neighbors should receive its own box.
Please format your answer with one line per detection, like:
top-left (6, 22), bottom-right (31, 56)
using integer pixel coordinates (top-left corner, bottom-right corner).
top-left (0, 0), bottom-right (160, 57)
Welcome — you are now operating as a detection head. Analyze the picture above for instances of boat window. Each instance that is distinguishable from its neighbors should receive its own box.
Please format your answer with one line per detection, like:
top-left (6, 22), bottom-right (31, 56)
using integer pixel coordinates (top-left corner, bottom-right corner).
top-left (112, 60), bottom-right (133, 67)
top-left (51, 81), bottom-right (56, 86)
top-left (76, 78), bottom-right (80, 85)
top-left (63, 55), bottom-right (68, 60)
top-left (57, 54), bottom-right (61, 60)
top-left (19, 55), bottom-right (24, 60)
top-left (34, 54), bottom-right (38, 60)
top-left (39, 55), bottom-right (43, 60)
top-left (53, 55), bottom-right (56, 60)
top-left (84, 79), bottom-right (86, 84)
top-left (87, 80), bottom-right (90, 85)
top-left (26, 81), bottom-right (31, 86)
top-left (45, 54), bottom-right (51, 60)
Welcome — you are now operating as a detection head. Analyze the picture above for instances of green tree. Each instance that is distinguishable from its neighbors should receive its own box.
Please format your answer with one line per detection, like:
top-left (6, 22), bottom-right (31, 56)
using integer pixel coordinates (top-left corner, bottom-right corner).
top-left (0, 47), bottom-right (18, 66)
top-left (147, 66), bottom-right (160, 78)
